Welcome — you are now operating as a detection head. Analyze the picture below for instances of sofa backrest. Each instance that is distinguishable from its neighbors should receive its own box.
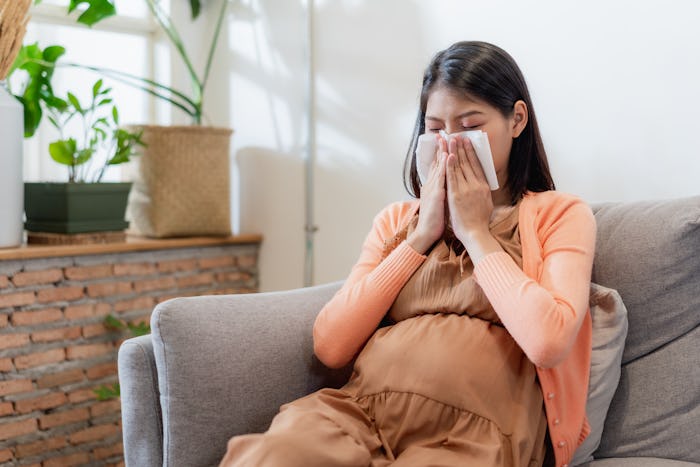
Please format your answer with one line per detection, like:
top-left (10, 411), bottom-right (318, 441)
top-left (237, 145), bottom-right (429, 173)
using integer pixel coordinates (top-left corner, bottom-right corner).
top-left (591, 196), bottom-right (700, 462)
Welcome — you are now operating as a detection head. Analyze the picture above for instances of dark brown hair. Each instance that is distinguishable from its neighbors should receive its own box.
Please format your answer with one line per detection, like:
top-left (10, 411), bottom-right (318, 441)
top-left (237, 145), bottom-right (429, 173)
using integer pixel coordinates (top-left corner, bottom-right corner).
top-left (404, 41), bottom-right (554, 204)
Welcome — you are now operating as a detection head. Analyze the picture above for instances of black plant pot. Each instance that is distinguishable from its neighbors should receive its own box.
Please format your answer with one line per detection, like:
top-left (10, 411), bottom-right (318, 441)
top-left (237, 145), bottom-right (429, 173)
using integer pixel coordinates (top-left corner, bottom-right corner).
top-left (24, 182), bottom-right (132, 234)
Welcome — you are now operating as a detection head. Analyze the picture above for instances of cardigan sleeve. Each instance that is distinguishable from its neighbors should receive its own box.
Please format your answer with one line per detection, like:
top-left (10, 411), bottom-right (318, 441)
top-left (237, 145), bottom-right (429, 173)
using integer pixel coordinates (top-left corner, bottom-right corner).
top-left (474, 197), bottom-right (596, 368)
top-left (313, 201), bottom-right (425, 369)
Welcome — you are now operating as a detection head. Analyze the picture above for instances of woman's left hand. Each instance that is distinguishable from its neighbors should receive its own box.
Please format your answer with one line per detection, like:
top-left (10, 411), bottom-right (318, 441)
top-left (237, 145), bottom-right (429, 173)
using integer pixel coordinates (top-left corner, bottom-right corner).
top-left (445, 136), bottom-right (493, 244)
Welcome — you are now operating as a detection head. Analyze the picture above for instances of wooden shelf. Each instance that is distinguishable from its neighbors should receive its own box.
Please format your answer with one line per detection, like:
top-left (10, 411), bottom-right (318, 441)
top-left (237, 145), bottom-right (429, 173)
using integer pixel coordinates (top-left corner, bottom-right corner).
top-left (0, 233), bottom-right (263, 261)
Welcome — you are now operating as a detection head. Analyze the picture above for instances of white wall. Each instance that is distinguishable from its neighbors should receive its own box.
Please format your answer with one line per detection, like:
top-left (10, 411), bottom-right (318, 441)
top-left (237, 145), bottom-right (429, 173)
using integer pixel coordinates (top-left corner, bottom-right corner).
top-left (195, 0), bottom-right (700, 291)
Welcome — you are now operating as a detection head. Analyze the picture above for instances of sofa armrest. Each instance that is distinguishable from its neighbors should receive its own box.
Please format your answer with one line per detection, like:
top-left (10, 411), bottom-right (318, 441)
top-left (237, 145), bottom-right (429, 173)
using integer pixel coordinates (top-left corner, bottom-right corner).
top-left (118, 334), bottom-right (163, 467)
top-left (151, 281), bottom-right (344, 467)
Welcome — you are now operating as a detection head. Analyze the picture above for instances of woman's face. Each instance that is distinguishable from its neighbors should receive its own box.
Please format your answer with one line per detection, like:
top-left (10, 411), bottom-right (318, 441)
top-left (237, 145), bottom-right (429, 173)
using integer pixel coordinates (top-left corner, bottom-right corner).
top-left (423, 86), bottom-right (527, 191)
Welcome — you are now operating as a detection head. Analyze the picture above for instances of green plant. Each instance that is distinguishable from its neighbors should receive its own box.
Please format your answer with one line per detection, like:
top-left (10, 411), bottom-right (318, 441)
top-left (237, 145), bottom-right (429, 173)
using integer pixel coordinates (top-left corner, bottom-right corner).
top-left (15, 0), bottom-right (227, 129)
top-left (44, 78), bottom-right (145, 182)
top-left (94, 314), bottom-right (151, 401)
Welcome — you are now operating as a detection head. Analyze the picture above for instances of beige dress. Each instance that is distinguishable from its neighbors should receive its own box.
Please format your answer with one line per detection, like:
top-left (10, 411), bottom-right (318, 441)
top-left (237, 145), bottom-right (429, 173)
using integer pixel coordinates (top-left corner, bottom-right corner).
top-left (220, 204), bottom-right (548, 467)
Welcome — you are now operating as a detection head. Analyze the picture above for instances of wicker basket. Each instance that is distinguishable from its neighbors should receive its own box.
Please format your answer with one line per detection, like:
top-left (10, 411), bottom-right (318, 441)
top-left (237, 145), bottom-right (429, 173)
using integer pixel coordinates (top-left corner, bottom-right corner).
top-left (125, 125), bottom-right (233, 237)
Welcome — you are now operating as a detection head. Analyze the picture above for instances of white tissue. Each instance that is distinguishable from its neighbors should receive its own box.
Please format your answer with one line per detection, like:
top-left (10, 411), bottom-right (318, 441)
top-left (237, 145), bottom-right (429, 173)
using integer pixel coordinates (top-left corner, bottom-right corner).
top-left (415, 130), bottom-right (499, 190)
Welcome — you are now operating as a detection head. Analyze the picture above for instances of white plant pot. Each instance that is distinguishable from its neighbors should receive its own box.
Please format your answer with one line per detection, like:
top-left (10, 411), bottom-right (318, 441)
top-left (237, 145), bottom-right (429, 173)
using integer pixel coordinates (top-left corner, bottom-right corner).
top-left (0, 82), bottom-right (24, 248)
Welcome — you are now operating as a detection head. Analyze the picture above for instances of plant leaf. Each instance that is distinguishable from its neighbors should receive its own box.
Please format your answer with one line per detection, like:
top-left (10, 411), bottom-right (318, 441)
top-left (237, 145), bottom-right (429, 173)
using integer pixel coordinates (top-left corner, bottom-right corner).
top-left (104, 314), bottom-right (125, 331)
top-left (49, 139), bottom-right (77, 165)
top-left (92, 79), bottom-right (103, 98)
top-left (42, 45), bottom-right (66, 63)
top-left (112, 106), bottom-right (119, 125)
top-left (68, 0), bottom-right (117, 27)
top-left (97, 98), bottom-right (113, 106)
top-left (94, 382), bottom-right (120, 401)
top-left (76, 148), bottom-right (94, 165)
top-left (67, 92), bottom-right (83, 113)
top-left (127, 321), bottom-right (150, 337)
top-left (189, 0), bottom-right (202, 19)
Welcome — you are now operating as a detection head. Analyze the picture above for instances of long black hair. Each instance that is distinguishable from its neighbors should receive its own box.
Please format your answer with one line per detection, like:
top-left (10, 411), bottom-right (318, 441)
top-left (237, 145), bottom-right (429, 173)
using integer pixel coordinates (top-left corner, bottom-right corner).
top-left (403, 41), bottom-right (554, 204)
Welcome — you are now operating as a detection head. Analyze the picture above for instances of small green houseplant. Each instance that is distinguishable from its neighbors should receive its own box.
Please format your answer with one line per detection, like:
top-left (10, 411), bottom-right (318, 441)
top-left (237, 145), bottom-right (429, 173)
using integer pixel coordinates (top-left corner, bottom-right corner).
top-left (18, 67), bottom-right (145, 234)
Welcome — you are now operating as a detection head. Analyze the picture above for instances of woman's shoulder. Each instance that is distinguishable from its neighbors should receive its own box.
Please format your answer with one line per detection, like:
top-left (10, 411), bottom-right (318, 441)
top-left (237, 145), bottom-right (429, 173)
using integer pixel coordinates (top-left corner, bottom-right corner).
top-left (522, 190), bottom-right (595, 225)
top-left (523, 190), bottom-right (591, 212)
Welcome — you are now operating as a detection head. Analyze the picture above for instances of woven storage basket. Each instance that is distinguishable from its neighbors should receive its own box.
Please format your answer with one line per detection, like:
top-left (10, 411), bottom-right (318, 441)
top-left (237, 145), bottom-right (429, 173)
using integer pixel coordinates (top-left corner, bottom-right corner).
top-left (126, 125), bottom-right (232, 237)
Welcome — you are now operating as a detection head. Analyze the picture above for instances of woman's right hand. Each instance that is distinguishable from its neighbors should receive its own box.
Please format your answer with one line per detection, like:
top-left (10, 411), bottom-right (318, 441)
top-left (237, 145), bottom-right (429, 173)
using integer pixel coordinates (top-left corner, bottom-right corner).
top-left (407, 136), bottom-right (447, 254)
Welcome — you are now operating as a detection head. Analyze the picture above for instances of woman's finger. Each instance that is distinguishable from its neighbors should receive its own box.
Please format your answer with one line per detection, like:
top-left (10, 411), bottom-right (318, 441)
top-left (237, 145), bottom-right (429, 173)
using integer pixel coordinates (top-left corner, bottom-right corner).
top-left (462, 137), bottom-right (487, 184)
top-left (452, 136), bottom-right (474, 183)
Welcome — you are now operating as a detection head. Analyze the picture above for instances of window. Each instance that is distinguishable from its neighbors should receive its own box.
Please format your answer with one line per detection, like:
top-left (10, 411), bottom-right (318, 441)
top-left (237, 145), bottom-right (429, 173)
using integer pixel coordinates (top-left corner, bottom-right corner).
top-left (14, 1), bottom-right (165, 182)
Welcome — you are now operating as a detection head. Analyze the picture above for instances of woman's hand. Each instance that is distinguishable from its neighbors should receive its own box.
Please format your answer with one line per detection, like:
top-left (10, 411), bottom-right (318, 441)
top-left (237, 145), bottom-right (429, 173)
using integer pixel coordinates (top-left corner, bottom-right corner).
top-left (446, 136), bottom-right (502, 263)
top-left (407, 136), bottom-right (447, 254)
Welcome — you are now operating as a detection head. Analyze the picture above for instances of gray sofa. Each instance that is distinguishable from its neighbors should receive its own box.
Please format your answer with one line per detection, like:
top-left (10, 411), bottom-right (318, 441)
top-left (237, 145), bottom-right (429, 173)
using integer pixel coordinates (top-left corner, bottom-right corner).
top-left (118, 196), bottom-right (700, 467)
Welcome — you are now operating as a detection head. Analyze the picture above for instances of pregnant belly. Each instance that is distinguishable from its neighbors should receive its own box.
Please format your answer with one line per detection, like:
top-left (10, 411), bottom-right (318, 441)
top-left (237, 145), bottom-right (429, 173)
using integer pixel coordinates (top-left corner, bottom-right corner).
top-left (346, 313), bottom-right (537, 428)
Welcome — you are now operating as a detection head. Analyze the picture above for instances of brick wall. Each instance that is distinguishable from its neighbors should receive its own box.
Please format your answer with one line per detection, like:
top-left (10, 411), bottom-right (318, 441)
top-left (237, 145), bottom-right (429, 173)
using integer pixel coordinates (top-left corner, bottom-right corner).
top-left (0, 243), bottom-right (259, 466)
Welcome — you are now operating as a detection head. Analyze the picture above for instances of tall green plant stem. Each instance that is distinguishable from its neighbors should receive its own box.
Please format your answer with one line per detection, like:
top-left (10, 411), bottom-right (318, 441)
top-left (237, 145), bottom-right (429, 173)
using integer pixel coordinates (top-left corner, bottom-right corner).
top-left (144, 0), bottom-right (230, 124)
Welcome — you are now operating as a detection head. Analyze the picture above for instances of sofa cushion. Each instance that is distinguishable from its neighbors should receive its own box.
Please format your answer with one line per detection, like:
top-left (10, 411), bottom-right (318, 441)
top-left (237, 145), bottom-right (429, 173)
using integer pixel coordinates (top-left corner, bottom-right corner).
top-left (594, 324), bottom-right (700, 463)
top-left (590, 196), bottom-right (700, 463)
top-left (571, 283), bottom-right (628, 465)
top-left (591, 196), bottom-right (700, 364)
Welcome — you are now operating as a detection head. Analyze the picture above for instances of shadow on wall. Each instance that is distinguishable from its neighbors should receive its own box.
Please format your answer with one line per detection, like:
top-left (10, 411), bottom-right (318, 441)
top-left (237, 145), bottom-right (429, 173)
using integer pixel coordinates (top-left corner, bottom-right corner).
top-left (227, 0), bottom-right (428, 286)
top-left (311, 0), bottom-right (429, 283)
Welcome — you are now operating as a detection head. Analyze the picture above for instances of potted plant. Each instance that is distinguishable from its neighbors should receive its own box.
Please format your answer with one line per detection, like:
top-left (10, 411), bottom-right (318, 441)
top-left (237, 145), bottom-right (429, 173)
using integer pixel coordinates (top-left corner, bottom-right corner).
top-left (19, 0), bottom-right (234, 238)
top-left (19, 73), bottom-right (144, 235)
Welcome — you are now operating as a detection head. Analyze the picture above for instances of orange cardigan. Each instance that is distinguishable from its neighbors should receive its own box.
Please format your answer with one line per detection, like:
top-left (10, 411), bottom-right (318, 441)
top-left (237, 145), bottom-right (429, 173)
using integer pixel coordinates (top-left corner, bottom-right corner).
top-left (313, 190), bottom-right (595, 467)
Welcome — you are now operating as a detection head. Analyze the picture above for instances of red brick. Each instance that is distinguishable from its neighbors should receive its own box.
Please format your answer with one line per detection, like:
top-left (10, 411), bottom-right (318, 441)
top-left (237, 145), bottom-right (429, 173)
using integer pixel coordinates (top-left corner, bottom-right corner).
top-left (199, 256), bottom-right (235, 269)
top-left (0, 333), bottom-right (30, 350)
top-left (66, 342), bottom-right (113, 360)
top-left (113, 296), bottom-right (155, 314)
top-left (15, 435), bottom-right (66, 457)
top-left (216, 271), bottom-right (252, 282)
top-left (157, 258), bottom-right (198, 273)
top-left (31, 326), bottom-right (82, 343)
top-left (133, 276), bottom-right (176, 293)
top-left (63, 264), bottom-right (112, 281)
top-left (113, 262), bottom-right (156, 276)
top-left (15, 392), bottom-right (67, 414)
top-left (0, 418), bottom-right (37, 441)
top-left (0, 276), bottom-right (8, 288)
top-left (0, 379), bottom-right (33, 396)
top-left (67, 387), bottom-right (98, 404)
top-left (82, 322), bottom-right (109, 338)
top-left (86, 362), bottom-right (117, 380)
top-left (0, 291), bottom-right (35, 308)
top-left (0, 448), bottom-right (11, 462)
top-left (64, 302), bottom-right (111, 320)
top-left (36, 369), bottom-right (85, 389)
top-left (43, 452), bottom-right (90, 467)
top-left (39, 407), bottom-right (90, 430)
top-left (13, 348), bottom-right (65, 370)
top-left (0, 313), bottom-right (8, 328)
top-left (237, 254), bottom-right (257, 268)
top-left (93, 441), bottom-right (123, 460)
top-left (86, 281), bottom-right (132, 298)
top-left (11, 269), bottom-right (63, 287)
top-left (69, 423), bottom-right (119, 444)
top-left (12, 308), bottom-right (63, 326)
top-left (0, 402), bottom-right (13, 416)
top-left (0, 358), bottom-right (13, 372)
top-left (90, 399), bottom-right (121, 418)
top-left (176, 272), bottom-right (215, 288)
top-left (36, 286), bottom-right (84, 303)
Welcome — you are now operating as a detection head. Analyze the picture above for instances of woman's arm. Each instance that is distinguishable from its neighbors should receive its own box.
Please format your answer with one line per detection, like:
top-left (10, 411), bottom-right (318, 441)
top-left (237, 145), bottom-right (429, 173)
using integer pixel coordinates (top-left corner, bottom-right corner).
top-left (313, 202), bottom-right (425, 369)
top-left (474, 199), bottom-right (596, 368)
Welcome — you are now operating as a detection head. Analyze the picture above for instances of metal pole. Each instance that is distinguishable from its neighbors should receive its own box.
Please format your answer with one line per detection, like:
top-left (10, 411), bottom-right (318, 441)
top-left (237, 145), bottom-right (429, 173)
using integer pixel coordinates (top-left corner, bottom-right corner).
top-left (303, 0), bottom-right (318, 287)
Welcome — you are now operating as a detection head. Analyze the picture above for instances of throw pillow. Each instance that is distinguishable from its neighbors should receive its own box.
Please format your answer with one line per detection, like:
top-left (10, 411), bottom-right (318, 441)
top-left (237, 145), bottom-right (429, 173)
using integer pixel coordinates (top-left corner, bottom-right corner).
top-left (571, 283), bottom-right (628, 465)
